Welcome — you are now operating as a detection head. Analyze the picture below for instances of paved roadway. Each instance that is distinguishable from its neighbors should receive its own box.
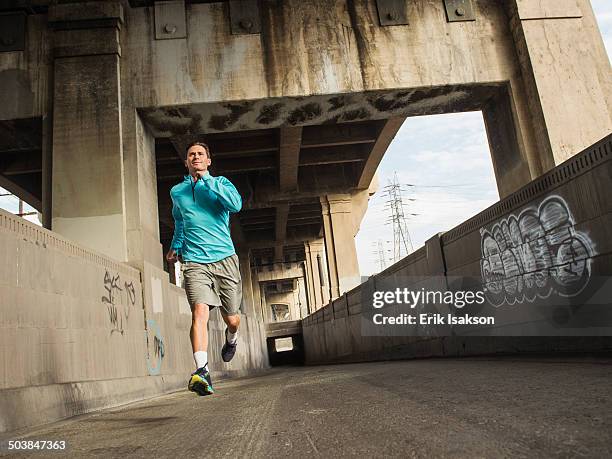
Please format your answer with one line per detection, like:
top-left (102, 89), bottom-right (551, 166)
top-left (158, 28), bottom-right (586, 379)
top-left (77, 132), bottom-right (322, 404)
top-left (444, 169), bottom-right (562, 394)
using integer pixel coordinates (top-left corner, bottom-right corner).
top-left (2, 357), bottom-right (611, 458)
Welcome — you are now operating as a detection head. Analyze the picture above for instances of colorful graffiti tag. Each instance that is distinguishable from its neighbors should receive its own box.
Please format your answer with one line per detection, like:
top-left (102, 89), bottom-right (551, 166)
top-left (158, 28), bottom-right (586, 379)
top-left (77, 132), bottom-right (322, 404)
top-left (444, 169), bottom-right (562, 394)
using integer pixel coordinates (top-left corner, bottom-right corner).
top-left (146, 319), bottom-right (166, 376)
top-left (480, 196), bottom-right (595, 307)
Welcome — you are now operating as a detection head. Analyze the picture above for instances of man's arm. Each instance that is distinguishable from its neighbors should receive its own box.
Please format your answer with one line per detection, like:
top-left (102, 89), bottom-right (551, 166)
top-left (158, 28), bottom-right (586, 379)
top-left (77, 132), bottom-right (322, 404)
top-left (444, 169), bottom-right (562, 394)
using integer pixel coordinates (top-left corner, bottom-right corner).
top-left (202, 174), bottom-right (242, 213)
top-left (166, 200), bottom-right (185, 261)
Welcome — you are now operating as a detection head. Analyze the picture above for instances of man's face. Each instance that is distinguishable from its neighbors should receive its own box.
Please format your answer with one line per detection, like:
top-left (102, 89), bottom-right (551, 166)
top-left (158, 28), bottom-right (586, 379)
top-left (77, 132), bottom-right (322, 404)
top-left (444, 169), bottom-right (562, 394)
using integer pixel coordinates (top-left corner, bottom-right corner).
top-left (185, 145), bottom-right (211, 176)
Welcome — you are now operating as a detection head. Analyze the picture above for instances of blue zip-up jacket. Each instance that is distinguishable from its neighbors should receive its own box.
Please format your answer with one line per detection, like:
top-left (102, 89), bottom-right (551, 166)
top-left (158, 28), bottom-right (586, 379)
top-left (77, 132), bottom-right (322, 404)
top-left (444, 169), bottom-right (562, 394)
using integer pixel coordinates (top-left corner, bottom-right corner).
top-left (170, 172), bottom-right (242, 263)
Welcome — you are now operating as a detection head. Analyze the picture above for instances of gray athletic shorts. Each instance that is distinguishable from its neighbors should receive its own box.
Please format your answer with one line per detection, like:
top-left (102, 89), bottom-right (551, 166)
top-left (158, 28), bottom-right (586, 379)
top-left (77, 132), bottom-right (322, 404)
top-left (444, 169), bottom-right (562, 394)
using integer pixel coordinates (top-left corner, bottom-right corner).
top-left (181, 254), bottom-right (242, 316)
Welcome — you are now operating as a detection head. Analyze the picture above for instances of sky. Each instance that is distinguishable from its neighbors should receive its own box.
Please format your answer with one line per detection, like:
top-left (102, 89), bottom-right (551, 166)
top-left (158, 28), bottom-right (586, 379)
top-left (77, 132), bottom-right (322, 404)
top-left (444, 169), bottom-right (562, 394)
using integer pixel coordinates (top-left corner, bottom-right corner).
top-left (1, 2), bottom-right (610, 274)
top-left (0, 191), bottom-right (40, 224)
top-left (355, 111), bottom-right (499, 275)
top-left (356, 0), bottom-right (612, 275)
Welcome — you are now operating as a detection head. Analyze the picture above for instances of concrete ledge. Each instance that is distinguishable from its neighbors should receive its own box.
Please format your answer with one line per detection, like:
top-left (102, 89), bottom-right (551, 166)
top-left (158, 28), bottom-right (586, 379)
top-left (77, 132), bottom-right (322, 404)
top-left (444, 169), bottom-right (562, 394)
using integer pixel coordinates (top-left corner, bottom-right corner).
top-left (305, 336), bottom-right (612, 366)
top-left (0, 209), bottom-right (139, 280)
top-left (303, 135), bottom-right (612, 365)
top-left (0, 373), bottom-right (186, 434)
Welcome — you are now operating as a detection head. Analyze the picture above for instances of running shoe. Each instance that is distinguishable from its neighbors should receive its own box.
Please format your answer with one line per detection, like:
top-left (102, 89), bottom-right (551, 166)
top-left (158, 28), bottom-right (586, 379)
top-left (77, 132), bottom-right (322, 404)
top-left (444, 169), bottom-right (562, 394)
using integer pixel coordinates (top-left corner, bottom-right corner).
top-left (221, 328), bottom-right (237, 362)
top-left (188, 366), bottom-right (214, 396)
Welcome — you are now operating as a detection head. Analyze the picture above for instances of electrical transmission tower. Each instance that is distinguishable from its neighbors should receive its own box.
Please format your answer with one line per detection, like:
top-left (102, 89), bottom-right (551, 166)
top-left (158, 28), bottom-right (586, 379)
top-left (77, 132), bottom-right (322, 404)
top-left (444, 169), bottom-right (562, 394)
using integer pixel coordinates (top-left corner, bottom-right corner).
top-left (371, 239), bottom-right (390, 272)
top-left (383, 172), bottom-right (414, 263)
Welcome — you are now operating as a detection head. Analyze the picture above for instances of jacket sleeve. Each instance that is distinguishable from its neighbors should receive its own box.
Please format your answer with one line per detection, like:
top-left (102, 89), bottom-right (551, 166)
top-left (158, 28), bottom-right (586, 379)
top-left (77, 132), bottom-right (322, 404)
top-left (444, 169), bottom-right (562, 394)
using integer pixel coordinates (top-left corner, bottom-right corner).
top-left (170, 196), bottom-right (185, 251)
top-left (202, 175), bottom-right (242, 213)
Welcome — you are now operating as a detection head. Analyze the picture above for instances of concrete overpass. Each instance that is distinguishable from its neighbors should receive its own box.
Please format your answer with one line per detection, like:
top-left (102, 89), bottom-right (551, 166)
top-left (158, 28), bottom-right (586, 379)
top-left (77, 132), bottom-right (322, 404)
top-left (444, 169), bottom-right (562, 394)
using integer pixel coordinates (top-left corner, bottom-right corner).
top-left (0, 0), bottom-right (611, 440)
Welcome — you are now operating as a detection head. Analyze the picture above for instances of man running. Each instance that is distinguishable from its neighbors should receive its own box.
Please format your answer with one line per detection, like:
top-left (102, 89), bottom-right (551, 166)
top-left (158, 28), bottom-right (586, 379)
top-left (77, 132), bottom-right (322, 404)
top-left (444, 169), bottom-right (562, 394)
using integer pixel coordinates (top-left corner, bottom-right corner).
top-left (166, 141), bottom-right (243, 396)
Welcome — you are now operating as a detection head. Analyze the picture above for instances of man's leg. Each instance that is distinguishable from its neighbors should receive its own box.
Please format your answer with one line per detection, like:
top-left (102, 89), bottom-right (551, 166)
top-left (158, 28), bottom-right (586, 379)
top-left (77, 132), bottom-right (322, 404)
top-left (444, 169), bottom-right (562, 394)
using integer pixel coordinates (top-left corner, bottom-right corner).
top-left (191, 303), bottom-right (210, 369)
top-left (183, 262), bottom-right (217, 395)
top-left (216, 254), bottom-right (243, 362)
top-left (221, 311), bottom-right (240, 334)
top-left (220, 312), bottom-right (240, 362)
top-left (188, 302), bottom-right (214, 395)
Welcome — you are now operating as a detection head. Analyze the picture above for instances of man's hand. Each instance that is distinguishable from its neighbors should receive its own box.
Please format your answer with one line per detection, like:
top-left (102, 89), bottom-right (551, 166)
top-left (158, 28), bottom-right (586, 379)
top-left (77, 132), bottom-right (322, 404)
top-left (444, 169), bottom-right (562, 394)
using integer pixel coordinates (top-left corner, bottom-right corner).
top-left (166, 248), bottom-right (178, 263)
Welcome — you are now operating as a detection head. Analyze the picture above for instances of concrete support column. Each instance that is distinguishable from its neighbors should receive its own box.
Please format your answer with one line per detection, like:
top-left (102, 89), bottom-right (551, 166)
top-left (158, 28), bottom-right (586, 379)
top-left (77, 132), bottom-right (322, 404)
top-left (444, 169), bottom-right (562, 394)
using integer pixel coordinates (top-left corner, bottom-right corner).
top-left (41, 113), bottom-right (53, 230)
top-left (481, 85), bottom-right (535, 198)
top-left (304, 239), bottom-right (329, 312)
top-left (49, 2), bottom-right (127, 261)
top-left (320, 194), bottom-right (361, 300)
top-left (250, 264), bottom-right (264, 322)
top-left (122, 111), bottom-right (164, 271)
top-left (238, 250), bottom-right (256, 317)
top-left (507, 0), bottom-right (612, 165)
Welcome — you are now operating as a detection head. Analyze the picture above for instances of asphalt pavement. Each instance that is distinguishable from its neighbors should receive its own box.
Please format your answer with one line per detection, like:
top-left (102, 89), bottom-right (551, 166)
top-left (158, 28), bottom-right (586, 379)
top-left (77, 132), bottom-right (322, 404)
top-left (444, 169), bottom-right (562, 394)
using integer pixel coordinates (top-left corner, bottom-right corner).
top-left (2, 356), bottom-right (611, 458)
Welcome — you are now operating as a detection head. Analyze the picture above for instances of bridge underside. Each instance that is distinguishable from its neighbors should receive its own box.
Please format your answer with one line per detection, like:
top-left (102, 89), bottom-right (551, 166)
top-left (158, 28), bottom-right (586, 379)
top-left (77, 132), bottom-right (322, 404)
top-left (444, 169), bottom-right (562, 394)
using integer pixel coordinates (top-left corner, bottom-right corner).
top-left (0, 83), bottom-right (521, 259)
top-left (0, 0), bottom-right (610, 434)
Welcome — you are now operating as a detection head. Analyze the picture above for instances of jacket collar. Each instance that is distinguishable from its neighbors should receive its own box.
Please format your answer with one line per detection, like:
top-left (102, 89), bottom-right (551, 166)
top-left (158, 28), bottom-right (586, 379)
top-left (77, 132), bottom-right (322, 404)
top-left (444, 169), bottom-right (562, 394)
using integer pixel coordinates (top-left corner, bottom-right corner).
top-left (183, 172), bottom-right (211, 183)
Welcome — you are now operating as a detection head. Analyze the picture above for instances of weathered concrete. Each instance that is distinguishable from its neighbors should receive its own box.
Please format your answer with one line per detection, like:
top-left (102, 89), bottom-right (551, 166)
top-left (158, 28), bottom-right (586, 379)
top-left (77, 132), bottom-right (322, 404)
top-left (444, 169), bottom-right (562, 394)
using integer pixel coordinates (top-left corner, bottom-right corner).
top-left (320, 194), bottom-right (362, 298)
top-left (1, 0), bottom-right (610, 267)
top-left (257, 261), bottom-right (309, 322)
top-left (49, 1), bottom-right (128, 263)
top-left (0, 209), bottom-right (269, 433)
top-left (0, 0), bottom-right (610, 436)
top-left (508, 0), bottom-right (612, 164)
top-left (303, 238), bottom-right (330, 312)
top-left (2, 358), bottom-right (611, 457)
top-left (303, 134), bottom-right (612, 364)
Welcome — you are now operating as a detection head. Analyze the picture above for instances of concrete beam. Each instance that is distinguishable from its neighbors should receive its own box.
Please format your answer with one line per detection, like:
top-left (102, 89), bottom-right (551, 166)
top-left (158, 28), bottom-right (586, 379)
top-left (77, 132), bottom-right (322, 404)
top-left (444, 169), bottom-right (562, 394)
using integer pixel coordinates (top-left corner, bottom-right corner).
top-left (230, 214), bottom-right (245, 244)
top-left (287, 216), bottom-right (321, 223)
top-left (245, 223), bottom-right (321, 246)
top-left (357, 117), bottom-right (406, 190)
top-left (169, 138), bottom-right (186, 162)
top-left (247, 236), bottom-right (315, 250)
top-left (157, 155), bottom-right (276, 180)
top-left (299, 144), bottom-right (369, 166)
top-left (0, 174), bottom-right (41, 211)
top-left (209, 133), bottom-right (278, 157)
top-left (301, 122), bottom-right (377, 149)
top-left (244, 224), bottom-right (275, 232)
top-left (1, 154), bottom-right (42, 175)
top-left (279, 126), bottom-right (302, 192)
top-left (241, 207), bottom-right (276, 217)
top-left (275, 203), bottom-right (289, 260)
top-left (244, 188), bottom-right (346, 209)
top-left (241, 216), bottom-right (276, 225)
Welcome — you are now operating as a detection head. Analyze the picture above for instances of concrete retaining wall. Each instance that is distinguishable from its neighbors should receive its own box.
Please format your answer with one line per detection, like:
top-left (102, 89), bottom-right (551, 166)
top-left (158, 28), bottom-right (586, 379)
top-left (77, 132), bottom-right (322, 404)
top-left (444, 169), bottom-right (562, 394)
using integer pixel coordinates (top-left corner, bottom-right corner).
top-left (303, 134), bottom-right (612, 364)
top-left (0, 213), bottom-right (268, 433)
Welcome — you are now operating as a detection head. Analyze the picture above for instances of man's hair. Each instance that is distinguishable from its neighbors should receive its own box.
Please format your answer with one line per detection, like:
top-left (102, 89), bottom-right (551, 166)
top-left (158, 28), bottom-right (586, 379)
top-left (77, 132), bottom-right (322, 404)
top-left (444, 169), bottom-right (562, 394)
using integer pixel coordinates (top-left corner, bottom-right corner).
top-left (185, 141), bottom-right (211, 159)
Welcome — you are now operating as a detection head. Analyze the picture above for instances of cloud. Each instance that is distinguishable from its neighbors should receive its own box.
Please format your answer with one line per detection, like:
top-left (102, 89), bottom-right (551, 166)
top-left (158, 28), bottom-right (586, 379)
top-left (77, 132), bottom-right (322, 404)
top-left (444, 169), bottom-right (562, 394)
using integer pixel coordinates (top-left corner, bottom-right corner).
top-left (592, 0), bottom-right (612, 59)
top-left (356, 112), bottom-right (498, 276)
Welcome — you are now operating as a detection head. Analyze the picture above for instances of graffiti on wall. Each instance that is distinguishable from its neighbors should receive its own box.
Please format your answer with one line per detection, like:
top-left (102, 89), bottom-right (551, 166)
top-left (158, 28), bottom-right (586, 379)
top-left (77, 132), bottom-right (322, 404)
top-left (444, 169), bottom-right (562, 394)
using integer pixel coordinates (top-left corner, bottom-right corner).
top-left (480, 196), bottom-right (595, 307)
top-left (101, 271), bottom-right (138, 335)
top-left (146, 319), bottom-right (166, 376)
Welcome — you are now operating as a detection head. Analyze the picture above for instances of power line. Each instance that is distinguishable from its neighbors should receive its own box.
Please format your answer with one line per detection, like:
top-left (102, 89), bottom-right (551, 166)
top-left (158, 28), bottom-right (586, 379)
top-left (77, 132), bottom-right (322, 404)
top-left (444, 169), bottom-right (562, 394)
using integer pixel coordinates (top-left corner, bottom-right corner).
top-left (401, 183), bottom-right (480, 188)
top-left (371, 240), bottom-right (391, 272)
top-left (383, 172), bottom-right (414, 263)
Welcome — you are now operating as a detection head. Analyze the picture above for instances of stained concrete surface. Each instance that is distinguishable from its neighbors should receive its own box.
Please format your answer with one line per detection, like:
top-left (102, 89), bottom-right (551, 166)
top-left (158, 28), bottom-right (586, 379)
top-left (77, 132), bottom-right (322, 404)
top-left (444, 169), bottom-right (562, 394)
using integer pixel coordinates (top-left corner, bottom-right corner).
top-left (2, 357), bottom-right (611, 458)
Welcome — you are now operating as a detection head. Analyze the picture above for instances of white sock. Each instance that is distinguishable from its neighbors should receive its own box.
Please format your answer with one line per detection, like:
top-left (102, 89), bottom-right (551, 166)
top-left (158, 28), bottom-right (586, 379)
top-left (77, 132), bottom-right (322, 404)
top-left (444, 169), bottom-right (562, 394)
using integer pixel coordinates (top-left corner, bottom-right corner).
top-left (194, 351), bottom-right (208, 370)
top-left (227, 329), bottom-right (238, 345)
